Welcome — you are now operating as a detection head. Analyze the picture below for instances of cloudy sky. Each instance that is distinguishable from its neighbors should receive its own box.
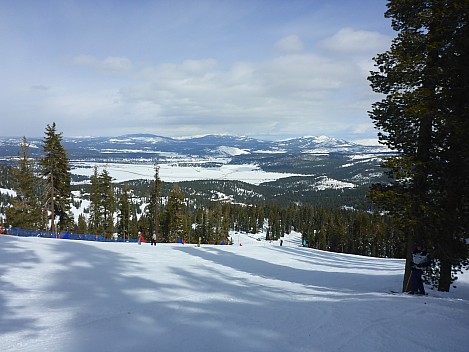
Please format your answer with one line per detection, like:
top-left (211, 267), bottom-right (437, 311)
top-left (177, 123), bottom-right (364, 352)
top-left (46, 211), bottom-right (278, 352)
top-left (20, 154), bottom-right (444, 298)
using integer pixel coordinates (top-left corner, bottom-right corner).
top-left (0, 0), bottom-right (394, 143)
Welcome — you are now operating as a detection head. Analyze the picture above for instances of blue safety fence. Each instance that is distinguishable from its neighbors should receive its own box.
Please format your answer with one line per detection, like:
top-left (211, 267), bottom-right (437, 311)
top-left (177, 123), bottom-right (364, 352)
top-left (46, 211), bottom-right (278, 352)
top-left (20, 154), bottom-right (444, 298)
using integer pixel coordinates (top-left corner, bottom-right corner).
top-left (3, 227), bottom-right (137, 243)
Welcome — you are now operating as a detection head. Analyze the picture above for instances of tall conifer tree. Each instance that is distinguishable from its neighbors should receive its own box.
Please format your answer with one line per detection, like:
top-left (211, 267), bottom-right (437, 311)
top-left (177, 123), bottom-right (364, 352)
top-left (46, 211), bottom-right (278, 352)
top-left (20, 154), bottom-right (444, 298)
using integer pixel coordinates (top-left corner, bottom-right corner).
top-left (147, 165), bottom-right (162, 241)
top-left (162, 183), bottom-right (186, 243)
top-left (39, 123), bottom-right (72, 233)
top-left (88, 166), bottom-right (101, 234)
top-left (117, 183), bottom-right (131, 239)
top-left (368, 0), bottom-right (469, 291)
top-left (6, 137), bottom-right (41, 228)
top-left (99, 169), bottom-right (115, 236)
top-left (88, 167), bottom-right (115, 237)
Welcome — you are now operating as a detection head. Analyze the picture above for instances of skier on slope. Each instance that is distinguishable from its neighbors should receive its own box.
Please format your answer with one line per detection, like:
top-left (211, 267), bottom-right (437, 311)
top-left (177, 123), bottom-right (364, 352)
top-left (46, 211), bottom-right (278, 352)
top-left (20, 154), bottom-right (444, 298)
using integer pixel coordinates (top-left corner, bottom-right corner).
top-left (410, 242), bottom-right (431, 295)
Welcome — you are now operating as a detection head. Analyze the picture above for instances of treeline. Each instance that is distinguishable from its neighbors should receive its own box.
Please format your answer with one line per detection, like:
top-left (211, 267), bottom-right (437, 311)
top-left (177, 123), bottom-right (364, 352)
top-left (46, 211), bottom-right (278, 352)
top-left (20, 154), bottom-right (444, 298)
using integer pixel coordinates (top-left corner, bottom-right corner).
top-left (121, 177), bottom-right (377, 212)
top-left (226, 203), bottom-right (405, 258)
top-left (72, 182), bottom-right (406, 258)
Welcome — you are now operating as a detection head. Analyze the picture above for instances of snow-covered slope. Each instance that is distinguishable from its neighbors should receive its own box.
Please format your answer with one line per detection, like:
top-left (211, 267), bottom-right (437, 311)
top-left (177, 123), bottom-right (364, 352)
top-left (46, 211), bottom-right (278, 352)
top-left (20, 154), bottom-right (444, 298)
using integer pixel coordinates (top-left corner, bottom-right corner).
top-left (1, 234), bottom-right (468, 352)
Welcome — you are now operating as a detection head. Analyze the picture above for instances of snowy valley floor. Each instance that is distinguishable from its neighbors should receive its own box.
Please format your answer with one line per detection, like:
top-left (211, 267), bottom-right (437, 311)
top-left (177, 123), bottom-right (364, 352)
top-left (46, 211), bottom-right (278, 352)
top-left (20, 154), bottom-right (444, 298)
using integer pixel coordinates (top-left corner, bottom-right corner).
top-left (1, 233), bottom-right (468, 352)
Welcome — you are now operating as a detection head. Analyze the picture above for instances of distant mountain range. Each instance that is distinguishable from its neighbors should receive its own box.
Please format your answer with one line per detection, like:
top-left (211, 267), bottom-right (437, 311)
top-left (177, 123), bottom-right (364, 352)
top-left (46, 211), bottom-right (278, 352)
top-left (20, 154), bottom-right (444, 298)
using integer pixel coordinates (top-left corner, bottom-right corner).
top-left (0, 134), bottom-right (388, 161)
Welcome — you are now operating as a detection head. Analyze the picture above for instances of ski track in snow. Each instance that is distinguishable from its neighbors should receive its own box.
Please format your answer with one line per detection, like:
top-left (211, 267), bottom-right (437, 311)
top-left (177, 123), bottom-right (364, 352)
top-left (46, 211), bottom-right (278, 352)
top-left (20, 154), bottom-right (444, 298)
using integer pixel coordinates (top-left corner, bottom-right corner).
top-left (1, 233), bottom-right (469, 352)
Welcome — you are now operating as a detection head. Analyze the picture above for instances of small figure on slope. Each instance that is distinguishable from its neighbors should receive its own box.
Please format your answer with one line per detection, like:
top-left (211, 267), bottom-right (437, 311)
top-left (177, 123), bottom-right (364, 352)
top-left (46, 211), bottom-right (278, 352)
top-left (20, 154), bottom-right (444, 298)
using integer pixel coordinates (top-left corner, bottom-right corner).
top-left (410, 242), bottom-right (431, 295)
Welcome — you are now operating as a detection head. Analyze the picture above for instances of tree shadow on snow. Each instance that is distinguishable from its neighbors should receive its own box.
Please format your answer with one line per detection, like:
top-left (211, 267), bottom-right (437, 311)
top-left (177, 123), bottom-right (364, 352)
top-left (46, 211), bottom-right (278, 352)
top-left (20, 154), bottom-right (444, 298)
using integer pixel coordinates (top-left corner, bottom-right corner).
top-left (172, 245), bottom-right (403, 295)
top-left (0, 238), bottom-right (408, 352)
top-left (0, 236), bottom-right (42, 338)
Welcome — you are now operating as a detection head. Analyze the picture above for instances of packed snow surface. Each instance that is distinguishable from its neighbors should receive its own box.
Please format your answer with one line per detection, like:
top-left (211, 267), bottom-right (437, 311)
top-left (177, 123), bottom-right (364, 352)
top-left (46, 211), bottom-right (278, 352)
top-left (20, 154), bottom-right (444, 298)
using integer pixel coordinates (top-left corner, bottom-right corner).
top-left (1, 233), bottom-right (468, 352)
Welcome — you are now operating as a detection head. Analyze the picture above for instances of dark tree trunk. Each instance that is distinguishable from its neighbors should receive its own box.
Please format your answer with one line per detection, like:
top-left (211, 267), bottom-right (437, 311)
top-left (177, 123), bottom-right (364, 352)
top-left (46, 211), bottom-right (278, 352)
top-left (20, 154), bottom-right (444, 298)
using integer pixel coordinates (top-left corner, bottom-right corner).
top-left (402, 235), bottom-right (414, 292)
top-left (438, 259), bottom-right (452, 292)
top-left (50, 173), bottom-right (55, 233)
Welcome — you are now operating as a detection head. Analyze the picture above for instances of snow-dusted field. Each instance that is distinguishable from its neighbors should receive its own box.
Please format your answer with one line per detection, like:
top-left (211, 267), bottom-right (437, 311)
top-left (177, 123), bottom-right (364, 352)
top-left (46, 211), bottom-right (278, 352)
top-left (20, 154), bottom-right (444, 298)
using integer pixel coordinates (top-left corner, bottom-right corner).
top-left (71, 161), bottom-right (304, 186)
top-left (1, 233), bottom-right (468, 352)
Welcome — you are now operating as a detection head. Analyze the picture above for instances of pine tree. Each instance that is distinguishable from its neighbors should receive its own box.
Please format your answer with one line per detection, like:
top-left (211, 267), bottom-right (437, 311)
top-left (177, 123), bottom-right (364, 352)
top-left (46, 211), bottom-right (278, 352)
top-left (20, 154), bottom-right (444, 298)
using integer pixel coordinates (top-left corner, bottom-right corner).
top-left (221, 205), bottom-right (231, 243)
top-left (88, 167), bottom-right (115, 237)
top-left (146, 165), bottom-right (162, 242)
top-left (162, 183), bottom-right (186, 242)
top-left (117, 183), bottom-right (131, 239)
top-left (99, 169), bottom-right (115, 237)
top-left (210, 202), bottom-right (229, 244)
top-left (368, 0), bottom-right (469, 291)
top-left (6, 137), bottom-right (42, 228)
top-left (194, 208), bottom-right (207, 244)
top-left (39, 123), bottom-right (72, 233)
top-left (88, 166), bottom-right (101, 234)
top-left (77, 213), bottom-right (87, 234)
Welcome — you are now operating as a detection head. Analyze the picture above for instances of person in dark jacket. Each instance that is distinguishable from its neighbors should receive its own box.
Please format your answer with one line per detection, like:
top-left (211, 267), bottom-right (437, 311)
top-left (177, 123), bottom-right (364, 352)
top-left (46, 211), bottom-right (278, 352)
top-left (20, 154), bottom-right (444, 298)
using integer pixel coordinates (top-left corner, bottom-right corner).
top-left (410, 243), bottom-right (431, 295)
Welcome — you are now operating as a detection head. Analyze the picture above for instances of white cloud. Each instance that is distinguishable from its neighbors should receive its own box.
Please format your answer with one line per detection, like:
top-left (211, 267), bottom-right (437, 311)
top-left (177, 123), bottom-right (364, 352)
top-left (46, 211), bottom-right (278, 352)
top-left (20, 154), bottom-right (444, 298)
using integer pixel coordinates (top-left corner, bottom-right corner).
top-left (320, 27), bottom-right (391, 56)
top-left (72, 55), bottom-right (133, 72)
top-left (179, 58), bottom-right (218, 74)
top-left (72, 54), bottom-right (99, 67)
top-left (108, 50), bottom-right (372, 139)
top-left (101, 56), bottom-right (133, 71)
top-left (274, 35), bottom-right (304, 53)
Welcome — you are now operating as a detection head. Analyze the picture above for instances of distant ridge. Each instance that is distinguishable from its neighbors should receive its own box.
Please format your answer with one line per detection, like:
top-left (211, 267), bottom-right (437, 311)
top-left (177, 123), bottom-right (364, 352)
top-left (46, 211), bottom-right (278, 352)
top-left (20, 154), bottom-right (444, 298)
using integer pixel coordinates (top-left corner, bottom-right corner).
top-left (117, 133), bottom-right (168, 138)
top-left (0, 134), bottom-right (389, 160)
